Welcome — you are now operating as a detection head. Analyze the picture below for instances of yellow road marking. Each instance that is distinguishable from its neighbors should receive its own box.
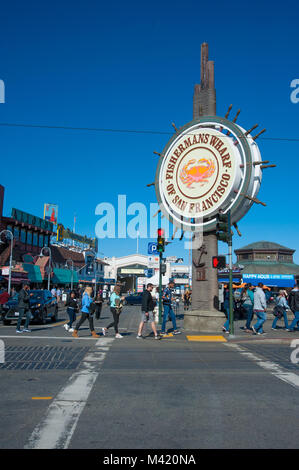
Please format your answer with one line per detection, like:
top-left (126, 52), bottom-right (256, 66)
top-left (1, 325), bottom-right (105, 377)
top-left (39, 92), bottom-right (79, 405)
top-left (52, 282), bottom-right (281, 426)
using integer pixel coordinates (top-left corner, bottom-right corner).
top-left (187, 335), bottom-right (227, 342)
top-left (32, 397), bottom-right (53, 400)
top-left (161, 333), bottom-right (174, 338)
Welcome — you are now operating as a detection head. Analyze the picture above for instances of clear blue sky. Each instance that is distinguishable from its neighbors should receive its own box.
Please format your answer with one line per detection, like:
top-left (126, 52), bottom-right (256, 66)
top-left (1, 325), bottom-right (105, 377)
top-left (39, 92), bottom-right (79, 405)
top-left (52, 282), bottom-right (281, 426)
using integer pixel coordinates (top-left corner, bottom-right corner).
top-left (0, 0), bottom-right (298, 263)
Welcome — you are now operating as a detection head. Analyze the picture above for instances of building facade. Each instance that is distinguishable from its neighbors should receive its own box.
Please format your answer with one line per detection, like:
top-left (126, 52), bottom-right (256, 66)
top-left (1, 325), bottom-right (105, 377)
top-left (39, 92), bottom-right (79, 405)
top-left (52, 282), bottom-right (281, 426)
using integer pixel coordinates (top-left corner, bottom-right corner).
top-left (235, 241), bottom-right (299, 288)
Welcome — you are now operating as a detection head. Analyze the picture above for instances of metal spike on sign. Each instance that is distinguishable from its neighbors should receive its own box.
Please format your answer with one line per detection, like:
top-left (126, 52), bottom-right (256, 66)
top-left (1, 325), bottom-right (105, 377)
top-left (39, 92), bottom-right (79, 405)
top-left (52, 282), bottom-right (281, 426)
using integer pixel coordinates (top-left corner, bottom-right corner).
top-left (172, 122), bottom-right (179, 134)
top-left (220, 105), bottom-right (233, 132)
top-left (180, 231), bottom-right (185, 241)
top-left (227, 109), bottom-right (241, 136)
top-left (244, 124), bottom-right (258, 136)
top-left (153, 210), bottom-right (161, 218)
top-left (153, 151), bottom-right (163, 157)
top-left (224, 104), bottom-right (233, 119)
top-left (233, 222), bottom-right (242, 237)
top-left (260, 164), bottom-right (276, 169)
top-left (241, 193), bottom-right (267, 207)
top-left (146, 182), bottom-right (155, 187)
top-left (252, 128), bottom-right (266, 140)
top-left (240, 160), bottom-right (270, 169)
top-left (253, 160), bottom-right (270, 166)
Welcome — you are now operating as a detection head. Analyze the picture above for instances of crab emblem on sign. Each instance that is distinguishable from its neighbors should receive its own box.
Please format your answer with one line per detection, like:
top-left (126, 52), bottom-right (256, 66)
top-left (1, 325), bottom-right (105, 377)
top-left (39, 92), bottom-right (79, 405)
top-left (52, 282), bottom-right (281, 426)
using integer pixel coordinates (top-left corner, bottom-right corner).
top-left (180, 158), bottom-right (216, 188)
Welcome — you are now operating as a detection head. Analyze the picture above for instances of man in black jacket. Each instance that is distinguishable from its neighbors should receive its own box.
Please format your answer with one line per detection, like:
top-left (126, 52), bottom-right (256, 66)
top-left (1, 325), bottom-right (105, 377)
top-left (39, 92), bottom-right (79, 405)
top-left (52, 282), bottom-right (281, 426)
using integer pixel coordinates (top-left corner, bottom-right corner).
top-left (137, 284), bottom-right (160, 340)
top-left (16, 282), bottom-right (32, 333)
top-left (287, 284), bottom-right (299, 332)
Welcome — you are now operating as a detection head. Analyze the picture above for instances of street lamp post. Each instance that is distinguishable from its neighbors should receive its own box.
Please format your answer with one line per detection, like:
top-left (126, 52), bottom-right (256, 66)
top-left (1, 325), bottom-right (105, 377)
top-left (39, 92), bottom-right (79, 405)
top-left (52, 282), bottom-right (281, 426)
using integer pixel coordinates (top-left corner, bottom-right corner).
top-left (39, 246), bottom-right (52, 291)
top-left (0, 229), bottom-right (14, 295)
top-left (65, 259), bottom-right (74, 290)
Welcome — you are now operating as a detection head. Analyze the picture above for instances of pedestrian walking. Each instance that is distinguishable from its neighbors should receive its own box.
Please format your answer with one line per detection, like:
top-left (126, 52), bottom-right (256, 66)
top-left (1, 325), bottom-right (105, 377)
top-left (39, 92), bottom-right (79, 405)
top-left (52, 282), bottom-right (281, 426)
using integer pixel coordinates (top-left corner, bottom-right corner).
top-left (287, 283), bottom-right (299, 332)
top-left (271, 290), bottom-right (290, 330)
top-left (240, 284), bottom-right (254, 332)
top-left (161, 281), bottom-right (181, 336)
top-left (183, 290), bottom-right (191, 311)
top-left (51, 286), bottom-right (57, 297)
top-left (56, 287), bottom-right (61, 303)
top-left (64, 290), bottom-right (79, 332)
top-left (252, 283), bottom-right (267, 335)
top-left (94, 289), bottom-right (103, 320)
top-left (137, 283), bottom-right (160, 340)
top-left (16, 282), bottom-right (32, 333)
top-left (222, 287), bottom-right (230, 333)
top-left (72, 287), bottom-right (99, 338)
top-left (102, 285), bottom-right (125, 338)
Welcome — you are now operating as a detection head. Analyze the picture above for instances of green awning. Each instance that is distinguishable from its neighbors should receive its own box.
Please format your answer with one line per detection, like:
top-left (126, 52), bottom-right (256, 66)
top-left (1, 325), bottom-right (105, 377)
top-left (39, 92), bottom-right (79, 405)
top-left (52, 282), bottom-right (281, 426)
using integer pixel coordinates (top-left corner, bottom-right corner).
top-left (52, 268), bottom-right (78, 284)
top-left (23, 263), bottom-right (43, 283)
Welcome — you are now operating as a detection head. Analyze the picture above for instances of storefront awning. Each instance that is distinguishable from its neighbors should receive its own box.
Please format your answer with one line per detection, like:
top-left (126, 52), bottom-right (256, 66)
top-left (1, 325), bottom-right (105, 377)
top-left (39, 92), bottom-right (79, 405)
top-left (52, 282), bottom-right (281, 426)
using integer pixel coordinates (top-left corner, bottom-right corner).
top-left (23, 263), bottom-right (43, 283)
top-left (52, 268), bottom-right (79, 284)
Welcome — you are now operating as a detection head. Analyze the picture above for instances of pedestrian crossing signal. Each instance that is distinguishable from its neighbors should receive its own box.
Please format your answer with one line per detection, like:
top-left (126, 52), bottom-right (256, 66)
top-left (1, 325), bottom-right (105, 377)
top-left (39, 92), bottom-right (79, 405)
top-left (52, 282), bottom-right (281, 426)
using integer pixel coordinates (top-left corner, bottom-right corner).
top-left (212, 256), bottom-right (226, 269)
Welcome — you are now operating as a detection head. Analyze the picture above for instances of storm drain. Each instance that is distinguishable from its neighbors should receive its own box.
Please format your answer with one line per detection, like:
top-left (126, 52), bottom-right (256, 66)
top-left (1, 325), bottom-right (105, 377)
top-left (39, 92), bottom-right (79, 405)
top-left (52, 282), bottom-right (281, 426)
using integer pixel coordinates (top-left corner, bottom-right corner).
top-left (0, 345), bottom-right (90, 370)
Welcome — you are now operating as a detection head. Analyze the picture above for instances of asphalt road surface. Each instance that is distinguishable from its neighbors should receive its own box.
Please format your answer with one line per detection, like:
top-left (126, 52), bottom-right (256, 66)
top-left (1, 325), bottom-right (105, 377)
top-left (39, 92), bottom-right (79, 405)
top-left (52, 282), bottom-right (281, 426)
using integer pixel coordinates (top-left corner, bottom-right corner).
top-left (0, 303), bottom-right (298, 449)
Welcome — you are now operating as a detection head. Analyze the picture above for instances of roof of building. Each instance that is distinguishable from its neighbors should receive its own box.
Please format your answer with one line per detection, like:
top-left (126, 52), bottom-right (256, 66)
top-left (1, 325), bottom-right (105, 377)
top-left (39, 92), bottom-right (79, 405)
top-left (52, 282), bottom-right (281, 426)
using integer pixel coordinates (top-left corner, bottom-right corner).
top-left (235, 241), bottom-right (295, 253)
top-left (241, 261), bottom-right (299, 275)
top-left (50, 245), bottom-right (85, 266)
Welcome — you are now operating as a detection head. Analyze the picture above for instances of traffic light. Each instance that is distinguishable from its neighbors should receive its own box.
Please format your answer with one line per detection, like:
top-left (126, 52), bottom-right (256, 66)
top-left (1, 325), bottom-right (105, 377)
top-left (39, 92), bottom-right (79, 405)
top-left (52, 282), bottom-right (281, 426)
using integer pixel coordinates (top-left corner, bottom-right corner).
top-left (216, 212), bottom-right (231, 243)
top-left (56, 224), bottom-right (64, 242)
top-left (212, 256), bottom-right (226, 269)
top-left (157, 228), bottom-right (165, 253)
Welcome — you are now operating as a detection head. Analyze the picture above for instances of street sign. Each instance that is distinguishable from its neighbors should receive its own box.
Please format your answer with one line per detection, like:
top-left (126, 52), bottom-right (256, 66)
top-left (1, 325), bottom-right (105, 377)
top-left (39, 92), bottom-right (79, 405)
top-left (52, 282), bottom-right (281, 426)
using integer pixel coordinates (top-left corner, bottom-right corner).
top-left (144, 268), bottom-right (154, 278)
top-left (166, 256), bottom-right (177, 263)
top-left (148, 255), bottom-right (159, 267)
top-left (148, 242), bottom-right (159, 255)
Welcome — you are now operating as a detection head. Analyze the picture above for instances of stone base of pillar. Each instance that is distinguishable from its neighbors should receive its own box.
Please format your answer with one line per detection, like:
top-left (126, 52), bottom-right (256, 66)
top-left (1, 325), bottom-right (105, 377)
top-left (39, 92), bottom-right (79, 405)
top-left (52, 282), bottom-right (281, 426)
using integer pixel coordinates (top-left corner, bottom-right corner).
top-left (184, 310), bottom-right (226, 332)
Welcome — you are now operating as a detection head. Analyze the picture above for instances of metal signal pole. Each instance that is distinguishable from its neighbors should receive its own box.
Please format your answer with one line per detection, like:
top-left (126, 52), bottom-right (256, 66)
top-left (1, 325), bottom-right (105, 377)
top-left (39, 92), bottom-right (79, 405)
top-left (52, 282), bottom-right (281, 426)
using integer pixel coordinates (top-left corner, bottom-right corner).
top-left (159, 251), bottom-right (163, 324)
top-left (227, 210), bottom-right (234, 335)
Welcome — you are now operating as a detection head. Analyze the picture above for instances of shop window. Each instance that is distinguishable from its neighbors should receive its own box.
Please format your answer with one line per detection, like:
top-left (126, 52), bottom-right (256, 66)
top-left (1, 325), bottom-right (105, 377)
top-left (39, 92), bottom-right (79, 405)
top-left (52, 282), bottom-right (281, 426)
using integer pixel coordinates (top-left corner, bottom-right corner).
top-left (21, 229), bottom-right (26, 243)
top-left (13, 226), bottom-right (19, 240)
top-left (255, 253), bottom-right (276, 260)
top-left (44, 235), bottom-right (49, 247)
top-left (27, 231), bottom-right (33, 245)
top-left (33, 233), bottom-right (38, 246)
top-left (39, 235), bottom-right (44, 247)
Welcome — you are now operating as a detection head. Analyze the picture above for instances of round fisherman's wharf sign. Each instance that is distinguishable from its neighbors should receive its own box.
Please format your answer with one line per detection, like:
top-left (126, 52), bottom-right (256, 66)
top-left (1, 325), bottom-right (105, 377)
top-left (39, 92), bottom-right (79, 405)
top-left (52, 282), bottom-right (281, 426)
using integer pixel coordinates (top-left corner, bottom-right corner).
top-left (155, 117), bottom-right (262, 232)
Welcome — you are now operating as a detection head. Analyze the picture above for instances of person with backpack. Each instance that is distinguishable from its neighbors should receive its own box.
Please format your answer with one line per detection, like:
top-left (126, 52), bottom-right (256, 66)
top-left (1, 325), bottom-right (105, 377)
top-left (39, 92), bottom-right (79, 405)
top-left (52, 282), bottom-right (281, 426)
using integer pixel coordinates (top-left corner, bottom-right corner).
top-left (240, 284), bottom-right (254, 332)
top-left (286, 284), bottom-right (299, 332)
top-left (102, 285), bottom-right (125, 338)
top-left (64, 290), bottom-right (79, 333)
top-left (72, 286), bottom-right (99, 338)
top-left (94, 289), bottom-right (103, 320)
top-left (161, 281), bottom-right (181, 336)
top-left (136, 283), bottom-right (160, 340)
top-left (271, 290), bottom-right (290, 331)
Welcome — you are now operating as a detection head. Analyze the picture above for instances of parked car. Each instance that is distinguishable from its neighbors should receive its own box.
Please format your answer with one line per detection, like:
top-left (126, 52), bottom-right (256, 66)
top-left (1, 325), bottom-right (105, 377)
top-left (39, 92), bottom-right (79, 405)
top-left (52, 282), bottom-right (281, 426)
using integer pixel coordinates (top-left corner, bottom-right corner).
top-left (1, 289), bottom-right (58, 325)
top-left (124, 293), bottom-right (143, 305)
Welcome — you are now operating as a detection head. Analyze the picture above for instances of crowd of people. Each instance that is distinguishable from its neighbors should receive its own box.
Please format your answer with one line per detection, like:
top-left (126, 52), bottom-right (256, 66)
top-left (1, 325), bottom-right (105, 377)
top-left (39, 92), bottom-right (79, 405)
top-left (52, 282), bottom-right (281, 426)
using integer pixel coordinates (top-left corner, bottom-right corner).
top-left (1, 279), bottom-right (299, 338)
top-left (222, 282), bottom-right (299, 334)
top-left (62, 280), bottom-right (182, 340)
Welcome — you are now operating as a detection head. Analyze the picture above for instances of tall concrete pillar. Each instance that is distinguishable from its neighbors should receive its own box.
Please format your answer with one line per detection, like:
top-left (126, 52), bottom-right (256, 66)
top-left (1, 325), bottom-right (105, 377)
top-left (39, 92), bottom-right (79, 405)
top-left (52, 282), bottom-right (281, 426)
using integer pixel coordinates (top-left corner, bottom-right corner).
top-left (184, 43), bottom-right (225, 332)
